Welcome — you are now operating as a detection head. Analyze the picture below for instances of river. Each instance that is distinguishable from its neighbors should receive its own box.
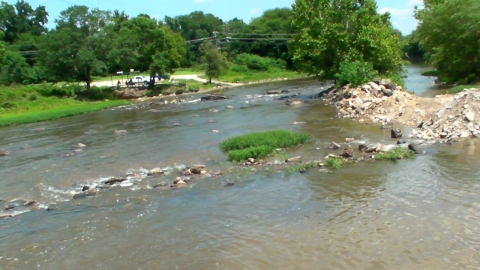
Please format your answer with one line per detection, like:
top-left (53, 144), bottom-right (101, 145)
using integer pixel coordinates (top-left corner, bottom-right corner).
top-left (1, 66), bottom-right (479, 269)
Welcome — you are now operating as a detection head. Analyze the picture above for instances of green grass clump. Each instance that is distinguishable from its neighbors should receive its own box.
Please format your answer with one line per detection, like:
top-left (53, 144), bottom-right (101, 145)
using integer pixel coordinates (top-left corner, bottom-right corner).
top-left (285, 161), bottom-right (319, 173)
top-left (220, 130), bottom-right (309, 162)
top-left (420, 70), bottom-right (439, 77)
top-left (0, 100), bottom-right (129, 127)
top-left (227, 146), bottom-right (274, 162)
top-left (449, 84), bottom-right (480, 93)
top-left (374, 147), bottom-right (415, 161)
top-left (199, 68), bottom-right (304, 84)
top-left (324, 157), bottom-right (344, 169)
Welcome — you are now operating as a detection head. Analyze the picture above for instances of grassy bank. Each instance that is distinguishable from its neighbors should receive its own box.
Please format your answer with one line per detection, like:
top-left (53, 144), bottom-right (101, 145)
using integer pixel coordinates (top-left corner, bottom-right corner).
top-left (449, 83), bottom-right (480, 93)
top-left (0, 84), bottom-right (129, 127)
top-left (200, 68), bottom-right (304, 84)
top-left (220, 130), bottom-right (309, 162)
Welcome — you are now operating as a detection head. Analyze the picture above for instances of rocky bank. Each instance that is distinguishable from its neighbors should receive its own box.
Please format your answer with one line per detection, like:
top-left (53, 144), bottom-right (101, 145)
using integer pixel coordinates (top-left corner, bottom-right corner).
top-left (320, 80), bottom-right (480, 142)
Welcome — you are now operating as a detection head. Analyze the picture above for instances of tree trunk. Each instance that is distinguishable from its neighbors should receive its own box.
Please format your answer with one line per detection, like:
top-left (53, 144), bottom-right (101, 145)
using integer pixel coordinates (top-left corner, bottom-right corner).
top-left (149, 71), bottom-right (155, 88)
top-left (209, 77), bottom-right (212, 84)
top-left (86, 66), bottom-right (91, 97)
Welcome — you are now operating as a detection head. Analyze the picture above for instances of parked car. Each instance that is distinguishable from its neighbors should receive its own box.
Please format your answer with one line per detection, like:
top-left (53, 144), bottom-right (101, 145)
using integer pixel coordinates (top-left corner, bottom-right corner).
top-left (157, 74), bottom-right (170, 80)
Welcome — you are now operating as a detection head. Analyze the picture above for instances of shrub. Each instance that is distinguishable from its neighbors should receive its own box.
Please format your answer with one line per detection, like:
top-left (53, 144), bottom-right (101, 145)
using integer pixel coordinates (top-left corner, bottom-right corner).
top-left (234, 54), bottom-right (286, 71)
top-left (1, 102), bottom-right (17, 109)
top-left (335, 61), bottom-right (379, 87)
top-left (28, 94), bottom-right (37, 101)
top-left (230, 64), bottom-right (249, 73)
top-left (449, 84), bottom-right (480, 93)
top-left (324, 157), bottom-right (344, 169)
top-left (188, 84), bottom-right (200, 92)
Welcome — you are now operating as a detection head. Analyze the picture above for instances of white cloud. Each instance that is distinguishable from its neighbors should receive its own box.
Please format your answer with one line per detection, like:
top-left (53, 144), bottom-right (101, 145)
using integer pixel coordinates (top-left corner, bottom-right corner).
top-left (407, 0), bottom-right (423, 7)
top-left (380, 7), bottom-right (411, 17)
top-left (250, 8), bottom-right (260, 15)
top-left (194, 0), bottom-right (212, 3)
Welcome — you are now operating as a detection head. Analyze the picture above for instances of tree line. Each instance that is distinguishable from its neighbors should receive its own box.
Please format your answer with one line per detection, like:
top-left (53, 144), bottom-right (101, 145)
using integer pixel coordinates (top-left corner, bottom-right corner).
top-left (0, 0), bottom-right (478, 91)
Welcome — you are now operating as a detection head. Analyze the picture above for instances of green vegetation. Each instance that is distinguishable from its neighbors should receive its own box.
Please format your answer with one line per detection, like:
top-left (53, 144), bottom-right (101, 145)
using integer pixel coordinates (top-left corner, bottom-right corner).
top-left (415, 0), bottom-right (480, 83)
top-left (324, 157), bottom-right (344, 169)
top-left (289, 0), bottom-right (405, 87)
top-left (335, 61), bottom-right (379, 87)
top-left (284, 161), bottom-right (318, 173)
top-left (400, 30), bottom-right (424, 62)
top-left (374, 147), bottom-right (415, 161)
top-left (449, 84), bottom-right (480, 94)
top-left (220, 130), bottom-right (309, 162)
top-left (0, 84), bottom-right (128, 126)
top-left (199, 41), bottom-right (229, 83)
top-left (420, 70), bottom-right (439, 77)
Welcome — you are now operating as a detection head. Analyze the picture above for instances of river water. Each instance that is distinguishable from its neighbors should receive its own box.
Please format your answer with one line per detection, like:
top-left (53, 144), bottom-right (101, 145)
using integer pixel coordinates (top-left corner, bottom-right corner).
top-left (1, 66), bottom-right (480, 269)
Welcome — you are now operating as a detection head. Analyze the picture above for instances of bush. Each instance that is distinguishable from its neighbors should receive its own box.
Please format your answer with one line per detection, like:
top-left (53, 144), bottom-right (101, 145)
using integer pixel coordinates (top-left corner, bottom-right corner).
top-left (28, 94), bottom-right (37, 101)
top-left (188, 84), bottom-right (200, 92)
top-left (335, 61), bottom-right (379, 87)
top-left (230, 64), bottom-right (249, 73)
top-left (324, 157), bottom-right (344, 169)
top-left (1, 102), bottom-right (17, 109)
top-left (234, 54), bottom-right (286, 71)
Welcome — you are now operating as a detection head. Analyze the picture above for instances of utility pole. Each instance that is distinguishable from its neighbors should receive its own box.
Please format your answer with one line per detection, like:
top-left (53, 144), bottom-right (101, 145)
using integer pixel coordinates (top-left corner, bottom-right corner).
top-left (225, 23), bottom-right (231, 60)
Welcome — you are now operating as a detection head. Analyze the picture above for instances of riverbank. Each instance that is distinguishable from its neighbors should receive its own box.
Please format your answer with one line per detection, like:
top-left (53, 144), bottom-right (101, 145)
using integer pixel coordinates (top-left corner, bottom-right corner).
top-left (320, 80), bottom-right (480, 141)
top-left (0, 85), bottom-right (129, 127)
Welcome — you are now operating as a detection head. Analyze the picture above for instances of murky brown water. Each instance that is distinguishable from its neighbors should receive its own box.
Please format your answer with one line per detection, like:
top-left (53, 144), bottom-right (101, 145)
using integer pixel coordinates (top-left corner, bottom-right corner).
top-left (1, 67), bottom-right (480, 269)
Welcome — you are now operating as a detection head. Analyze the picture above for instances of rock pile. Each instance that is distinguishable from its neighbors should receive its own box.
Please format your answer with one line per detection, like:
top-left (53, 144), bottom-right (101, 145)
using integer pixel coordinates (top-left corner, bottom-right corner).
top-left (409, 89), bottom-right (480, 140)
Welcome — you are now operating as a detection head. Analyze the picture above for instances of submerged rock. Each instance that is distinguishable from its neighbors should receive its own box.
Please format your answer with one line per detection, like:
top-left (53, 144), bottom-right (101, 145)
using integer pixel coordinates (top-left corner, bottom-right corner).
top-left (285, 156), bottom-right (302, 163)
top-left (201, 94), bottom-right (230, 101)
top-left (408, 143), bottom-right (420, 153)
top-left (225, 105), bottom-right (234, 109)
top-left (5, 205), bottom-right (14, 211)
top-left (358, 144), bottom-right (368, 152)
top-left (73, 189), bottom-right (97, 199)
top-left (72, 142), bottom-right (86, 148)
top-left (104, 178), bottom-right (127, 185)
top-left (0, 213), bottom-right (12, 219)
top-left (285, 98), bottom-right (303, 106)
top-left (113, 130), bottom-right (127, 135)
top-left (0, 150), bottom-right (10, 156)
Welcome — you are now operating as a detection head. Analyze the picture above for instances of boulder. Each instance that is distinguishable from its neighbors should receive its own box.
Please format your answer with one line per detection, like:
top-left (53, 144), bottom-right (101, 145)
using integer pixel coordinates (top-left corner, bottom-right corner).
top-left (329, 141), bottom-right (341, 150)
top-left (201, 94), bottom-right (230, 101)
top-left (465, 111), bottom-right (475, 122)
top-left (148, 168), bottom-right (164, 176)
top-left (339, 145), bottom-right (353, 158)
top-left (358, 144), bottom-right (368, 152)
top-left (0, 150), bottom-right (10, 156)
top-left (104, 178), bottom-right (127, 185)
top-left (285, 156), bottom-right (302, 163)
top-left (174, 180), bottom-right (187, 187)
top-left (82, 186), bottom-right (90, 191)
top-left (369, 82), bottom-right (382, 91)
top-left (397, 140), bottom-right (407, 144)
top-left (382, 89), bottom-right (393, 97)
top-left (408, 143), bottom-right (420, 153)
top-left (73, 189), bottom-right (97, 199)
top-left (345, 137), bottom-right (355, 142)
top-left (391, 128), bottom-right (403, 138)
top-left (189, 167), bottom-right (203, 175)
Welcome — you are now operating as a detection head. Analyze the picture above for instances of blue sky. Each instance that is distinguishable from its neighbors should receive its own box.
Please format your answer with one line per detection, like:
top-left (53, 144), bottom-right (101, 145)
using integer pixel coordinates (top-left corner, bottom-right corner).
top-left (7, 0), bottom-right (422, 35)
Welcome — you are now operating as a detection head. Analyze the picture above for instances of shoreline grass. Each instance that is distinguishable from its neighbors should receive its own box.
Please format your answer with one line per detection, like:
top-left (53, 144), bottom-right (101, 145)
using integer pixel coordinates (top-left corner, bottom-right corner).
top-left (0, 100), bottom-right (129, 127)
top-left (199, 69), bottom-right (305, 84)
top-left (448, 84), bottom-right (480, 93)
top-left (420, 69), bottom-right (439, 77)
top-left (374, 147), bottom-right (415, 161)
top-left (220, 130), bottom-right (309, 162)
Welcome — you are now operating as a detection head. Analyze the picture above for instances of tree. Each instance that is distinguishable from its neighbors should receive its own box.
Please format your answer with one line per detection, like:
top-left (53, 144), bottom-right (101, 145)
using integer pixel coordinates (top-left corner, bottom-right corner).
top-left (0, 31), bottom-right (5, 71)
top-left (39, 6), bottom-right (110, 93)
top-left (415, 0), bottom-right (480, 83)
top-left (0, 50), bottom-right (33, 85)
top-left (199, 41), bottom-right (229, 83)
top-left (0, 1), bottom-right (48, 43)
top-left (289, 0), bottom-right (404, 84)
top-left (109, 15), bottom-right (185, 86)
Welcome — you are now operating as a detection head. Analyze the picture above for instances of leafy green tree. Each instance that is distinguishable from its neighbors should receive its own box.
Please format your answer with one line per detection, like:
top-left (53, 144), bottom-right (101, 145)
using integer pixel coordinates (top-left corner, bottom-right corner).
top-left (200, 41), bottom-right (229, 83)
top-left (0, 0), bottom-right (48, 43)
top-left (289, 0), bottom-right (404, 85)
top-left (0, 50), bottom-right (33, 85)
top-left (401, 30), bottom-right (424, 61)
top-left (0, 31), bottom-right (5, 70)
top-left (415, 0), bottom-right (480, 83)
top-left (39, 6), bottom-right (110, 93)
top-left (109, 15), bottom-right (185, 86)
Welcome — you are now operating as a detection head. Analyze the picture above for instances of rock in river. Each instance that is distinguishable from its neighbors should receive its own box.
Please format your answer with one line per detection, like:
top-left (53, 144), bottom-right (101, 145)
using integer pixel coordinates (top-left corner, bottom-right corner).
top-left (358, 144), bottom-right (368, 152)
top-left (148, 168), bottom-right (164, 176)
top-left (72, 142), bottom-right (86, 148)
top-left (339, 145), bottom-right (353, 158)
top-left (201, 94), bottom-right (230, 101)
top-left (329, 141), bottom-right (341, 150)
top-left (73, 188), bottom-right (97, 199)
top-left (408, 143), bottom-right (420, 153)
top-left (104, 177), bottom-right (127, 185)
top-left (113, 130), bottom-right (127, 135)
top-left (285, 98), bottom-right (303, 106)
top-left (285, 156), bottom-right (302, 163)
top-left (391, 128), bottom-right (403, 138)
top-left (0, 150), bottom-right (10, 156)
